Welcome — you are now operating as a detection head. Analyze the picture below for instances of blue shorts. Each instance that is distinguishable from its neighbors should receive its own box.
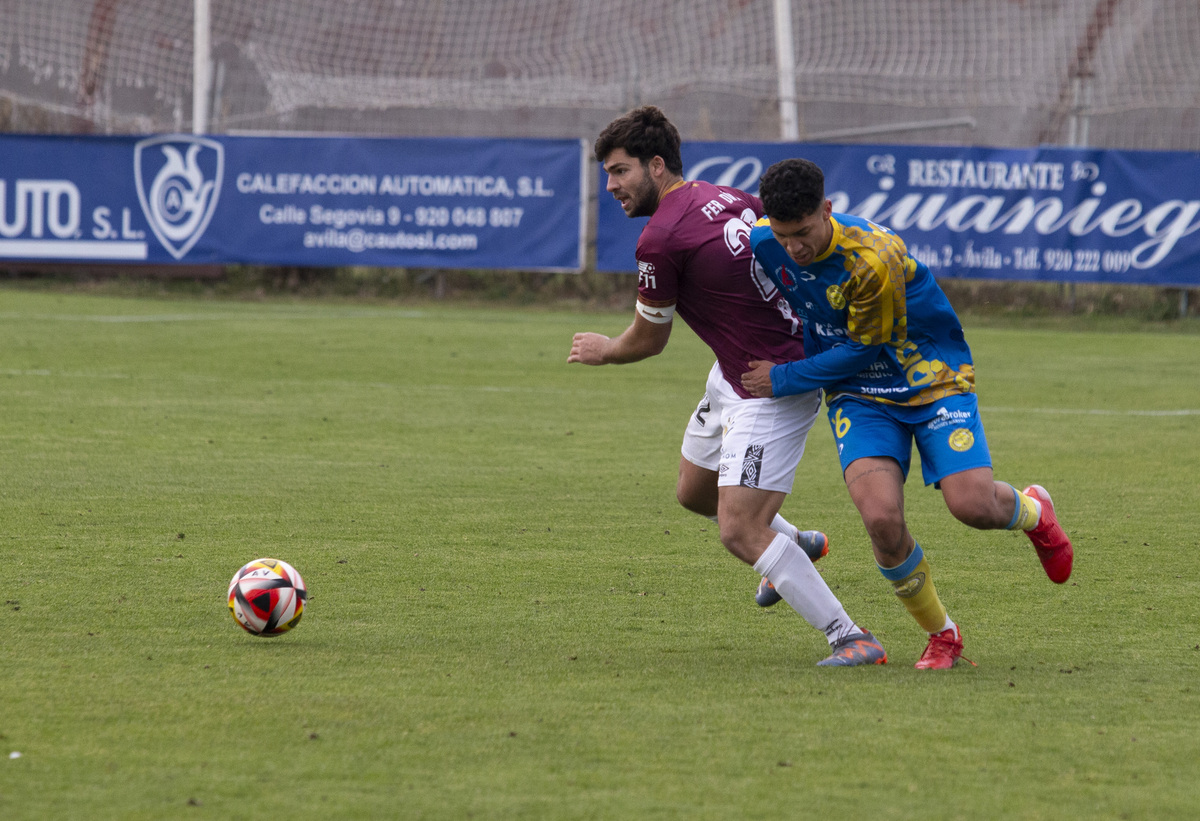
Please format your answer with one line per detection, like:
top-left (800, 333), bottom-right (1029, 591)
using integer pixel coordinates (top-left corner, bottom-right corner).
top-left (826, 393), bottom-right (992, 486)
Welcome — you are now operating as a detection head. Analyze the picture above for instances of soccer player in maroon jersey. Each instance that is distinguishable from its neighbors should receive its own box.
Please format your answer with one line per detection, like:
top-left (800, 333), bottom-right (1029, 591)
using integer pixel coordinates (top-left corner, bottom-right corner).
top-left (568, 106), bottom-right (886, 666)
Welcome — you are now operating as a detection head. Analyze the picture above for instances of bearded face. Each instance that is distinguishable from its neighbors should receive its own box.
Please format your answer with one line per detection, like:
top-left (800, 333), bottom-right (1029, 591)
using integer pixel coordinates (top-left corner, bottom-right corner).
top-left (623, 170), bottom-right (660, 218)
top-left (602, 148), bottom-right (664, 219)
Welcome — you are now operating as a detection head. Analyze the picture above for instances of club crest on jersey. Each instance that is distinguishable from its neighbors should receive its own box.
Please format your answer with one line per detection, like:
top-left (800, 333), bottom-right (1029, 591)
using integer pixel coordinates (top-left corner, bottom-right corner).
top-left (826, 284), bottom-right (846, 310)
top-left (134, 135), bottom-right (223, 259)
top-left (778, 266), bottom-right (795, 288)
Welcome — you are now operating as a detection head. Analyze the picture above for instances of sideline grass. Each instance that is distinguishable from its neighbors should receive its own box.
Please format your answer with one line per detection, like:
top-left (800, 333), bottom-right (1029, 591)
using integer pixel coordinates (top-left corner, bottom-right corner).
top-left (1, 287), bottom-right (1198, 819)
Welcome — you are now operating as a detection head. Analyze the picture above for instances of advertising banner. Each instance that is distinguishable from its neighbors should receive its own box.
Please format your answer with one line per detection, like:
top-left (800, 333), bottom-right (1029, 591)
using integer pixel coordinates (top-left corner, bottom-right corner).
top-left (596, 143), bottom-right (1200, 286)
top-left (0, 134), bottom-right (583, 271)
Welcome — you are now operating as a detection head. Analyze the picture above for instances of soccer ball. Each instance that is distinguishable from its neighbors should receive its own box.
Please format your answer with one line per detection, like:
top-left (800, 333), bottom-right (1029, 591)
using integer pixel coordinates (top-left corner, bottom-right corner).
top-left (227, 558), bottom-right (307, 636)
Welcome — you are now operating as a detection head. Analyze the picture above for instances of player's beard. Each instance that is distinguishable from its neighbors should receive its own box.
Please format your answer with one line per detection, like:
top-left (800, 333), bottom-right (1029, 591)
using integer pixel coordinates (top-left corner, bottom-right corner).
top-left (625, 175), bottom-right (660, 218)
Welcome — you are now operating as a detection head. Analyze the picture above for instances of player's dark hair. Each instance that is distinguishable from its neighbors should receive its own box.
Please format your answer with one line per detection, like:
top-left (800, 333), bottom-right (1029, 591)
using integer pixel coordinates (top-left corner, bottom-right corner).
top-left (759, 158), bottom-right (826, 222)
top-left (593, 105), bottom-right (683, 175)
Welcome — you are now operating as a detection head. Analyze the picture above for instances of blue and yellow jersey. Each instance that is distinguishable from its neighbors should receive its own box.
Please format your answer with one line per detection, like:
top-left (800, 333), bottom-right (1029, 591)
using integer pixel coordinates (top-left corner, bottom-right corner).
top-left (749, 212), bottom-right (974, 407)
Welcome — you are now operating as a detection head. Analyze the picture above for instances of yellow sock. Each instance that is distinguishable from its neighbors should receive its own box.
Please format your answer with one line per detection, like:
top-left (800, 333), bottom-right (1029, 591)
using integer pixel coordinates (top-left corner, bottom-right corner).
top-left (1005, 484), bottom-right (1041, 531)
top-left (879, 543), bottom-right (949, 635)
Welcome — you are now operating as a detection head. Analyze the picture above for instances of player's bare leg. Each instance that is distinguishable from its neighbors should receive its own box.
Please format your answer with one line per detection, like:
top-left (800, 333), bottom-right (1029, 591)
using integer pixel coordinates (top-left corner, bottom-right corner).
top-left (718, 485), bottom-right (874, 660)
top-left (677, 452), bottom-right (820, 549)
top-left (939, 467), bottom-right (1015, 529)
top-left (844, 457), bottom-right (962, 668)
top-left (715, 484), bottom-right (788, 565)
top-left (678, 456), bottom-right (830, 607)
top-left (940, 467), bottom-right (1073, 582)
top-left (675, 456), bottom-right (719, 517)
top-left (842, 457), bottom-right (911, 567)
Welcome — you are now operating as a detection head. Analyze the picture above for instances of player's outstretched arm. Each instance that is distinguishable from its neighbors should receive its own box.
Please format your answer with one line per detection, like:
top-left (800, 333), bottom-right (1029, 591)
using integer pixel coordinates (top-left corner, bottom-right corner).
top-left (742, 341), bottom-right (880, 397)
top-left (568, 312), bottom-right (672, 366)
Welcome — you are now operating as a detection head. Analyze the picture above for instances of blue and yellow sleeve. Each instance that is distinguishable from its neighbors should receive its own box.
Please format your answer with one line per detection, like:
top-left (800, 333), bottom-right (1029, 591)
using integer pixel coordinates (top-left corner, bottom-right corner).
top-left (768, 340), bottom-right (881, 397)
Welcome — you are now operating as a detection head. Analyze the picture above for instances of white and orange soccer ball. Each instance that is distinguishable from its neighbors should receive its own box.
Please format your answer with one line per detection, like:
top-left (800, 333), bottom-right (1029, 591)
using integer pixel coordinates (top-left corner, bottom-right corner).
top-left (227, 558), bottom-right (307, 636)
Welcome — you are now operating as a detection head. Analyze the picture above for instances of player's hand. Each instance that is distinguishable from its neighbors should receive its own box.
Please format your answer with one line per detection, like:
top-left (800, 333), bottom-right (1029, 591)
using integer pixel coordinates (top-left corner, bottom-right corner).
top-left (567, 332), bottom-right (610, 365)
top-left (741, 360), bottom-right (776, 397)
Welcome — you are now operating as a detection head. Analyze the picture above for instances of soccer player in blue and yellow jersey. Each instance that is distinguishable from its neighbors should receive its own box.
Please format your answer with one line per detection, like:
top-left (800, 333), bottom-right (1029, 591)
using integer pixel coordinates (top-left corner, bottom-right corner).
top-left (741, 158), bottom-right (1073, 670)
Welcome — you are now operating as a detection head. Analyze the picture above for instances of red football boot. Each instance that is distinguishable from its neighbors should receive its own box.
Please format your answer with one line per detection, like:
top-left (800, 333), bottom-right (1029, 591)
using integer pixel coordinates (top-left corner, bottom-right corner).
top-left (1023, 485), bottom-right (1074, 584)
top-left (915, 626), bottom-right (974, 670)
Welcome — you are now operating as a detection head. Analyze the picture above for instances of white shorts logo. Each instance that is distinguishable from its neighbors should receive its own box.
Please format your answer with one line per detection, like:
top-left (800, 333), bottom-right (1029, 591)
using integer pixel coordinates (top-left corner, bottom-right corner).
top-left (134, 135), bottom-right (223, 259)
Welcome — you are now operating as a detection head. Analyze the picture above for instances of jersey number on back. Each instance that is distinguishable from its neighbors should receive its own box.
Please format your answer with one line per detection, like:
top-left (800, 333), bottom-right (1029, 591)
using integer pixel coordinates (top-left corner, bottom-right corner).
top-left (722, 208), bottom-right (758, 257)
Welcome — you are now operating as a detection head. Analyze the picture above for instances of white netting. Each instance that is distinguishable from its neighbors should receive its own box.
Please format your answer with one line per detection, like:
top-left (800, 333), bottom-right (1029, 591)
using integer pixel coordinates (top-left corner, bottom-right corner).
top-left (1, 0), bottom-right (1198, 149)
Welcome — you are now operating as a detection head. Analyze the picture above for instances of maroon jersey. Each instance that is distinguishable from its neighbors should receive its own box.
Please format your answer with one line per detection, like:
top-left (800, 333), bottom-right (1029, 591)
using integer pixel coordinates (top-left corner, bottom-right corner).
top-left (636, 181), bottom-right (805, 399)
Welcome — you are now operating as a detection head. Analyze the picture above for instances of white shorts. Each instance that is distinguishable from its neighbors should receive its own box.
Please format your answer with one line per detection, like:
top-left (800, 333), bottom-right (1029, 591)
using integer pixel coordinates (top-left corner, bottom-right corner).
top-left (680, 361), bottom-right (822, 494)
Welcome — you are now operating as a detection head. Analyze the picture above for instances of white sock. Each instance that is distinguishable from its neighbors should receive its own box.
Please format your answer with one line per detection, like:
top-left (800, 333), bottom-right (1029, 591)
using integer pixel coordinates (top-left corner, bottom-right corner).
top-left (770, 513), bottom-right (799, 541)
top-left (754, 532), bottom-right (859, 645)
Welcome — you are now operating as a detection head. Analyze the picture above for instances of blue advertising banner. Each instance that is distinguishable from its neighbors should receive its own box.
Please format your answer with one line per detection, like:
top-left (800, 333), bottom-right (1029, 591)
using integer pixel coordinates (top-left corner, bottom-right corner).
top-left (0, 134), bottom-right (583, 271)
top-left (596, 143), bottom-right (1200, 286)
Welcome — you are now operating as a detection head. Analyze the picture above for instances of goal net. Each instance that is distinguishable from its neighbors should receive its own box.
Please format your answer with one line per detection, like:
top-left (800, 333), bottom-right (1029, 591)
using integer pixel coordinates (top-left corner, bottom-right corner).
top-left (1, 0), bottom-right (1198, 150)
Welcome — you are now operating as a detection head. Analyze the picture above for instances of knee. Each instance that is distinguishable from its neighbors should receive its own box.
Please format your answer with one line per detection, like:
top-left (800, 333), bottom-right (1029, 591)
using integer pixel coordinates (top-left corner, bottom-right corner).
top-left (675, 469), bottom-right (718, 518)
top-left (676, 484), bottom-right (714, 517)
top-left (860, 505), bottom-right (904, 546)
top-left (859, 506), bottom-right (907, 561)
top-left (717, 517), bottom-right (760, 565)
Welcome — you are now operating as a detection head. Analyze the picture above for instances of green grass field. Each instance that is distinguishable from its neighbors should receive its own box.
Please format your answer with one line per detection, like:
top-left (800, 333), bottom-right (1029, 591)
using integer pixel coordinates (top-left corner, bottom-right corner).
top-left (1, 286), bottom-right (1198, 819)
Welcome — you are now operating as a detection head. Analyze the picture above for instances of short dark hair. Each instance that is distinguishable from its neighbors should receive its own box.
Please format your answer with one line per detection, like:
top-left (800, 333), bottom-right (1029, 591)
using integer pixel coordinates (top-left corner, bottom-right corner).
top-left (593, 105), bottom-right (683, 175)
top-left (759, 159), bottom-right (826, 222)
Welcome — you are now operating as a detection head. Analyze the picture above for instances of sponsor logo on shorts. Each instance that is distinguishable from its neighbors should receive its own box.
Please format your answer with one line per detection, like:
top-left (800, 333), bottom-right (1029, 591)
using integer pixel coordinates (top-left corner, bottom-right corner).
top-left (948, 428), bottom-right (975, 452)
top-left (893, 572), bottom-right (926, 598)
top-left (739, 444), bottom-right (764, 488)
top-left (927, 406), bottom-right (974, 431)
